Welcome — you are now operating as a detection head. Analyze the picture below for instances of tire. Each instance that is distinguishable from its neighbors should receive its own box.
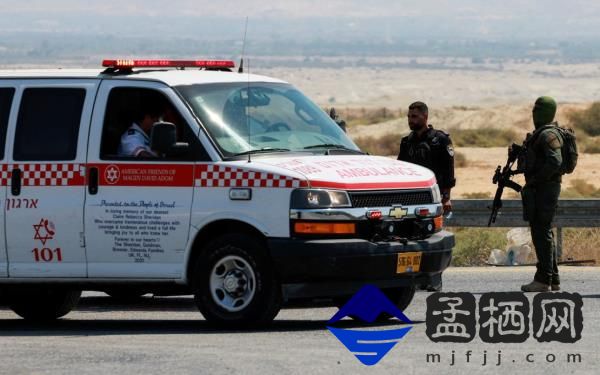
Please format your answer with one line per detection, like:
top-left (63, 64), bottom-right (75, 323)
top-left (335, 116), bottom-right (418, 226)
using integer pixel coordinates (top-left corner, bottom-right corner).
top-left (8, 288), bottom-right (81, 321)
top-left (335, 285), bottom-right (416, 322)
top-left (384, 285), bottom-right (416, 313)
top-left (192, 233), bottom-right (281, 328)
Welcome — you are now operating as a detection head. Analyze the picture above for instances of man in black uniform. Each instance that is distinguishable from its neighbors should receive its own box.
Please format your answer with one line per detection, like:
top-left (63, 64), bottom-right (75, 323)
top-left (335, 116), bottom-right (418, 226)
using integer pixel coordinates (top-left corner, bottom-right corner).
top-left (398, 101), bottom-right (455, 214)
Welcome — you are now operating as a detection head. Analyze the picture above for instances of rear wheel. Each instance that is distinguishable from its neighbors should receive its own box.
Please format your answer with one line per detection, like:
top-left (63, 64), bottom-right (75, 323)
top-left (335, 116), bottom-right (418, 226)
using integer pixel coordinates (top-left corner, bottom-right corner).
top-left (192, 233), bottom-right (281, 327)
top-left (7, 288), bottom-right (81, 321)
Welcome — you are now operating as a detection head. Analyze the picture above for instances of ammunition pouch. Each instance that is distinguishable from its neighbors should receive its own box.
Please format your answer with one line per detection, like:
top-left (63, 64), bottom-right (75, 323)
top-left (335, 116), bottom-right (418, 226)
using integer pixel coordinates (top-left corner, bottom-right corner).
top-left (521, 186), bottom-right (536, 222)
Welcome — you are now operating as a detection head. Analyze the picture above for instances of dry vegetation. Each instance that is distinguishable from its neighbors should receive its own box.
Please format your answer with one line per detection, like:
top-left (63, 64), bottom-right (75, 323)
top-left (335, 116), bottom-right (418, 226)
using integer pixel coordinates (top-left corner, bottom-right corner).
top-left (450, 128), bottom-right (518, 147)
top-left (562, 229), bottom-right (600, 262)
top-left (449, 227), bottom-right (600, 266)
top-left (449, 228), bottom-right (508, 266)
top-left (567, 102), bottom-right (600, 136)
top-left (454, 152), bottom-right (467, 168)
top-left (580, 137), bottom-right (600, 154)
top-left (566, 102), bottom-right (600, 154)
top-left (462, 191), bottom-right (492, 199)
top-left (562, 179), bottom-right (600, 198)
top-left (333, 107), bottom-right (405, 127)
top-left (354, 132), bottom-right (400, 156)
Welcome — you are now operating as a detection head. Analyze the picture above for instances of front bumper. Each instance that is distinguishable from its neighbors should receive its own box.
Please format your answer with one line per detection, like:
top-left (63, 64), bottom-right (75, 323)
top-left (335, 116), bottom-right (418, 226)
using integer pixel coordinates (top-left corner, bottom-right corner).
top-left (268, 230), bottom-right (454, 299)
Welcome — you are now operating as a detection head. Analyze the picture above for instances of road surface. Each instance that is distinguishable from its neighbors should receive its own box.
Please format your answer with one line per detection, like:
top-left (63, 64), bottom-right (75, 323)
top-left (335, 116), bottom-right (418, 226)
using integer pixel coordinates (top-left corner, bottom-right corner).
top-left (0, 267), bottom-right (598, 375)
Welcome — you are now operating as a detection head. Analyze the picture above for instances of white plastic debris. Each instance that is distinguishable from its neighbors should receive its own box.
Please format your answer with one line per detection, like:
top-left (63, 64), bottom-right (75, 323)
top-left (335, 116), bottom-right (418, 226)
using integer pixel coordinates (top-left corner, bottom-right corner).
top-left (510, 244), bottom-right (532, 265)
top-left (507, 228), bottom-right (531, 247)
top-left (489, 228), bottom-right (532, 265)
top-left (488, 249), bottom-right (508, 265)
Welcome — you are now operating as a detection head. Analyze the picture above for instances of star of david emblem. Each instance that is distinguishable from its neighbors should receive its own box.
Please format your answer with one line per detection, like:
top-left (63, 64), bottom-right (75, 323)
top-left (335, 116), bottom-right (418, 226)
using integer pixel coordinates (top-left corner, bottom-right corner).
top-left (33, 218), bottom-right (55, 245)
top-left (105, 165), bottom-right (120, 184)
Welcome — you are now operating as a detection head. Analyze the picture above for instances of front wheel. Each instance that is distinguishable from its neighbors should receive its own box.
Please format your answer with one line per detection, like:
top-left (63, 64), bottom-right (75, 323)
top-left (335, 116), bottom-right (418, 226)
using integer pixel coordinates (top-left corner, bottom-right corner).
top-left (192, 233), bottom-right (282, 327)
top-left (7, 288), bottom-right (81, 321)
top-left (384, 285), bottom-right (416, 313)
top-left (335, 285), bottom-right (416, 321)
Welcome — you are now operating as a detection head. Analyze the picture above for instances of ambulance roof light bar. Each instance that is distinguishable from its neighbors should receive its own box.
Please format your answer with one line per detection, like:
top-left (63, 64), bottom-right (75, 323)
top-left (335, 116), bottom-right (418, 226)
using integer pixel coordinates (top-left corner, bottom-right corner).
top-left (101, 59), bottom-right (236, 70)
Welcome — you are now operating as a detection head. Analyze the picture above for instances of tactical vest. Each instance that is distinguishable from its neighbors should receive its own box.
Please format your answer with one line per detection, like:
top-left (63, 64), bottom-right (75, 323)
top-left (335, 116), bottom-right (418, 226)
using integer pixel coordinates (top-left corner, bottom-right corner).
top-left (525, 123), bottom-right (578, 178)
top-left (402, 128), bottom-right (449, 170)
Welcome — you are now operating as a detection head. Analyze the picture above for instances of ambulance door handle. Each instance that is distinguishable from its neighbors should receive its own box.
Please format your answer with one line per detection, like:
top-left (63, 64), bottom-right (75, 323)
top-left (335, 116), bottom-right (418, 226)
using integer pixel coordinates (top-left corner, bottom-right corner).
top-left (11, 168), bottom-right (21, 196)
top-left (88, 167), bottom-right (99, 195)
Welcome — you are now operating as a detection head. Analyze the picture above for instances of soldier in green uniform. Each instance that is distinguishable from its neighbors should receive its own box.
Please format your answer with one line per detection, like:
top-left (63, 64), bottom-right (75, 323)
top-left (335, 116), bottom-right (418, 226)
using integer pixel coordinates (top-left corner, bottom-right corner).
top-left (521, 96), bottom-right (563, 292)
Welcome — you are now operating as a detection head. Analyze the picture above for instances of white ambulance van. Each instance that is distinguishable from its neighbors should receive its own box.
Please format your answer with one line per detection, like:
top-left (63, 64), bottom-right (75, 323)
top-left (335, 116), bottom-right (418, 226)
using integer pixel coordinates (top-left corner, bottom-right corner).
top-left (0, 59), bottom-right (454, 325)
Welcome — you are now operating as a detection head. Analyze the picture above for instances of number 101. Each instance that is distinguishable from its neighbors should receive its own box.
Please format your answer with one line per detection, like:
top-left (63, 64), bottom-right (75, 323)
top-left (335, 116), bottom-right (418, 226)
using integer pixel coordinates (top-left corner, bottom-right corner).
top-left (32, 248), bottom-right (63, 262)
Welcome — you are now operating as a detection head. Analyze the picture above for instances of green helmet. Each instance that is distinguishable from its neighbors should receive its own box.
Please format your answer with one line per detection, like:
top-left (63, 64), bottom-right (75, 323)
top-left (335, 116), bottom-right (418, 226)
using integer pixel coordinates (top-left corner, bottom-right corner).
top-left (532, 96), bottom-right (557, 128)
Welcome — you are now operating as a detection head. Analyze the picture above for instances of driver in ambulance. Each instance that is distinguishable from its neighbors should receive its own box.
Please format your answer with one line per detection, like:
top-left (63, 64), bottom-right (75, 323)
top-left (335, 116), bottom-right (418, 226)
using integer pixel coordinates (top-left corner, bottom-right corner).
top-left (118, 99), bottom-right (163, 158)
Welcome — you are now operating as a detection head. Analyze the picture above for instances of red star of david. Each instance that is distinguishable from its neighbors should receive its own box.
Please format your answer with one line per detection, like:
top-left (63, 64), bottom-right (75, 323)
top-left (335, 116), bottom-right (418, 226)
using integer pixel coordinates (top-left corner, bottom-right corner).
top-left (105, 165), bottom-right (120, 184)
top-left (33, 218), bottom-right (55, 245)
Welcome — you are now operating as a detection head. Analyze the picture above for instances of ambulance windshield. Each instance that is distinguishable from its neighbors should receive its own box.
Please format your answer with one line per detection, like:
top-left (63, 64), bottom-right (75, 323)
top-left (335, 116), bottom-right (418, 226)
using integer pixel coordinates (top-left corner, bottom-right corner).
top-left (176, 83), bottom-right (360, 157)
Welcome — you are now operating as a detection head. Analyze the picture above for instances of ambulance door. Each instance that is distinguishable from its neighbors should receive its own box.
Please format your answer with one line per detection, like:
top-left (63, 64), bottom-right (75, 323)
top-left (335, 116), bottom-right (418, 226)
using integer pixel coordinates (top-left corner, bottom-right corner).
top-left (5, 81), bottom-right (96, 277)
top-left (0, 86), bottom-right (16, 277)
top-left (85, 81), bottom-right (207, 278)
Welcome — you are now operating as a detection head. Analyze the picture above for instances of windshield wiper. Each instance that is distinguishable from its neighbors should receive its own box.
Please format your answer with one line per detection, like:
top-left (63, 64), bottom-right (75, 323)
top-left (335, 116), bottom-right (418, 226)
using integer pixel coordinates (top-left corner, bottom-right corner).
top-left (303, 144), bottom-right (364, 154)
top-left (233, 148), bottom-right (291, 156)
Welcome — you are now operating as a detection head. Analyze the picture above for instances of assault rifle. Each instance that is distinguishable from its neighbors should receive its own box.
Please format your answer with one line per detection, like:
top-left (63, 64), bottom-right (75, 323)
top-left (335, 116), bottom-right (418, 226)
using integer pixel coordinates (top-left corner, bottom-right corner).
top-left (488, 143), bottom-right (525, 226)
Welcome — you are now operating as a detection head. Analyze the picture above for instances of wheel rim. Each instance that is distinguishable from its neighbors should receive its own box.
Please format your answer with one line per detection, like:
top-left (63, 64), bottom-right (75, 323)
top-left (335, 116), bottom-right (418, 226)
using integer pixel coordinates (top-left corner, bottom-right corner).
top-left (209, 255), bottom-right (256, 312)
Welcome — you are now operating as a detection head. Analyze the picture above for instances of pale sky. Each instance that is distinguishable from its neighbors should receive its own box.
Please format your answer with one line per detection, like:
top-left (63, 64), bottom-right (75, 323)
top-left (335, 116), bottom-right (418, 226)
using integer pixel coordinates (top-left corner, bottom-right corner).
top-left (2, 0), bottom-right (599, 19)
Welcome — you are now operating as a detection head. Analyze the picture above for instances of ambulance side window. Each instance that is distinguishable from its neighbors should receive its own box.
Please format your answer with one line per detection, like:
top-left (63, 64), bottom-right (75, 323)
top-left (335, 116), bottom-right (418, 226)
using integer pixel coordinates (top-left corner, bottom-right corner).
top-left (100, 87), bottom-right (209, 161)
top-left (0, 88), bottom-right (15, 159)
top-left (14, 88), bottom-right (85, 161)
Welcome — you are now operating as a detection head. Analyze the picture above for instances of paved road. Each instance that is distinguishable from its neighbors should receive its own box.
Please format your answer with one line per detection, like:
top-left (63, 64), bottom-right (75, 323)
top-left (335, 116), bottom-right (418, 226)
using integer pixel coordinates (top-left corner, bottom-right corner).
top-left (0, 267), bottom-right (598, 375)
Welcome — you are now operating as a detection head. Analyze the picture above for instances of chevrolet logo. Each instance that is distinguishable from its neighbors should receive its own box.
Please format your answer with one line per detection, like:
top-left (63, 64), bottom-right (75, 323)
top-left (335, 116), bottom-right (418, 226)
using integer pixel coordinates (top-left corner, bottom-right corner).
top-left (389, 206), bottom-right (408, 219)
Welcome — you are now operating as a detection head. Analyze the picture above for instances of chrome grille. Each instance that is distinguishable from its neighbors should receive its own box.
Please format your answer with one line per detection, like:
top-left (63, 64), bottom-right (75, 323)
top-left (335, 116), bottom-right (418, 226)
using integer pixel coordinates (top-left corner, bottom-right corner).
top-left (349, 190), bottom-right (433, 208)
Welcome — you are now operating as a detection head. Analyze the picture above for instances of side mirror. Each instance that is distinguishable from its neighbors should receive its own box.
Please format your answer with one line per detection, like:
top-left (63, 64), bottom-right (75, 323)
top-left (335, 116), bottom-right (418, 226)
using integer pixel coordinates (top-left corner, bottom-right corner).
top-left (150, 122), bottom-right (189, 156)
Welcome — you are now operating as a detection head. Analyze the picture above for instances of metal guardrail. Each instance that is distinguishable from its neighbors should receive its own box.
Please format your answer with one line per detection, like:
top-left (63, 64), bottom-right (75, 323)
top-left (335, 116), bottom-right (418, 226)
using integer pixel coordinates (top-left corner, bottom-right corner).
top-left (448, 199), bottom-right (600, 260)
top-left (449, 199), bottom-right (600, 228)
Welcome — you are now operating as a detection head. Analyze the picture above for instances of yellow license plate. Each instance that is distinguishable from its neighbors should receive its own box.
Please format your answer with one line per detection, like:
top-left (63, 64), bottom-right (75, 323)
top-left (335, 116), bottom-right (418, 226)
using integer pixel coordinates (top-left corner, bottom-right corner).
top-left (396, 252), bottom-right (422, 273)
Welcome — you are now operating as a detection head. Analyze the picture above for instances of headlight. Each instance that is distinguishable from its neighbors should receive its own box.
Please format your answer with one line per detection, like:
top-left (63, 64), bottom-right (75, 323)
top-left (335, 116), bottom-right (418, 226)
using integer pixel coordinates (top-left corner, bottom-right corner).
top-left (291, 189), bottom-right (351, 209)
top-left (431, 184), bottom-right (442, 204)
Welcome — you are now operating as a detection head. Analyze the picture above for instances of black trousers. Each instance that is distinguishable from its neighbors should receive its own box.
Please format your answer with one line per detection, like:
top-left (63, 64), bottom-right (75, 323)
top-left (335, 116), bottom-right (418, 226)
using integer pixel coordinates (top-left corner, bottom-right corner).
top-left (522, 183), bottom-right (561, 285)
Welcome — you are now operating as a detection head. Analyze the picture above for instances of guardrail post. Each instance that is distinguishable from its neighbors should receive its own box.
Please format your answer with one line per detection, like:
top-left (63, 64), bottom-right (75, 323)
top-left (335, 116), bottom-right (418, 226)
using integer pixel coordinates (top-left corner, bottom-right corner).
top-left (556, 227), bottom-right (563, 261)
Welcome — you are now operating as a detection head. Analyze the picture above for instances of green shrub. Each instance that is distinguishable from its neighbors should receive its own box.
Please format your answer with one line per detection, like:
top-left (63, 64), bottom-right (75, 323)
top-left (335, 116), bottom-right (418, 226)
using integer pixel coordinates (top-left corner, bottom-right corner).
top-left (449, 227), bottom-right (508, 266)
top-left (450, 128), bottom-right (518, 147)
top-left (568, 102), bottom-right (600, 136)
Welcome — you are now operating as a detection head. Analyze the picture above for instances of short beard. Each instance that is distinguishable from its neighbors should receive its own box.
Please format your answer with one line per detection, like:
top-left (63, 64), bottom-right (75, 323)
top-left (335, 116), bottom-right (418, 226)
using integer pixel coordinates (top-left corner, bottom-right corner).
top-left (409, 122), bottom-right (426, 132)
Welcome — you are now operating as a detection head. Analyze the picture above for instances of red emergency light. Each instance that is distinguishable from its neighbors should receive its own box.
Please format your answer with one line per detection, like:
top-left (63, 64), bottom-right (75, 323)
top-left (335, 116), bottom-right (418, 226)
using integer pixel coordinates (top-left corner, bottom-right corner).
top-left (366, 210), bottom-right (383, 220)
top-left (101, 59), bottom-right (235, 69)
